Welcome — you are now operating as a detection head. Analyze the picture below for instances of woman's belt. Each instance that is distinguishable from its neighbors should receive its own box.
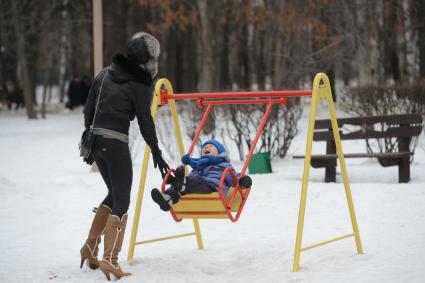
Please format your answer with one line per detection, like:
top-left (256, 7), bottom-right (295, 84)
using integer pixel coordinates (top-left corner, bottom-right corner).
top-left (92, 128), bottom-right (129, 143)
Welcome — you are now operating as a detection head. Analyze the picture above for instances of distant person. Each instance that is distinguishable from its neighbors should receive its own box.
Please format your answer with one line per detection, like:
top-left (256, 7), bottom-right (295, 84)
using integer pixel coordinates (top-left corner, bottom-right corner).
top-left (4, 80), bottom-right (15, 110)
top-left (151, 139), bottom-right (252, 211)
top-left (0, 85), bottom-right (5, 109)
top-left (3, 80), bottom-right (24, 110)
top-left (14, 83), bottom-right (24, 109)
top-left (79, 32), bottom-right (169, 280)
top-left (66, 75), bottom-right (85, 110)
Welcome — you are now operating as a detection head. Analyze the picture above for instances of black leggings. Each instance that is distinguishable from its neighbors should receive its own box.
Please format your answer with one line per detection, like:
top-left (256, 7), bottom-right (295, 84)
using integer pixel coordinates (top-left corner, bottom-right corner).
top-left (92, 136), bottom-right (132, 218)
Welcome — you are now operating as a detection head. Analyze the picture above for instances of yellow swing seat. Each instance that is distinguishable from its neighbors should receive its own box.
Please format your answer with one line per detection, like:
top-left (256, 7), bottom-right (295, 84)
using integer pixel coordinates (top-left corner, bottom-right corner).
top-left (162, 167), bottom-right (251, 222)
top-left (172, 187), bottom-right (247, 219)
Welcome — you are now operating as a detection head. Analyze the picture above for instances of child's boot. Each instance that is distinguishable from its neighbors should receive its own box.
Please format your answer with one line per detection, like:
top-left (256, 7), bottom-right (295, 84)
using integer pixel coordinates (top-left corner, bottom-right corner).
top-left (151, 188), bottom-right (181, 211)
top-left (166, 165), bottom-right (185, 188)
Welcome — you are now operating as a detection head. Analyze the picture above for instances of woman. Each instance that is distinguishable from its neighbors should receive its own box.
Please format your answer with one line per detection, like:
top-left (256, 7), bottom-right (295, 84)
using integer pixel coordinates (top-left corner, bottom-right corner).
top-left (80, 32), bottom-right (169, 280)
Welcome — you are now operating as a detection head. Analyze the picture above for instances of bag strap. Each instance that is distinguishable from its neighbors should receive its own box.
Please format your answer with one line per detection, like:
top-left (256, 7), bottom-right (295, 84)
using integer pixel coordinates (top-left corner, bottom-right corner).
top-left (90, 69), bottom-right (108, 129)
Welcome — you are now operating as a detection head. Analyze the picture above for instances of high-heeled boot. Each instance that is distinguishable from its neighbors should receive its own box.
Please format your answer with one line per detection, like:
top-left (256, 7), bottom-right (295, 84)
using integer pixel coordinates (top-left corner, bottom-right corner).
top-left (80, 204), bottom-right (111, 269)
top-left (100, 214), bottom-right (131, 280)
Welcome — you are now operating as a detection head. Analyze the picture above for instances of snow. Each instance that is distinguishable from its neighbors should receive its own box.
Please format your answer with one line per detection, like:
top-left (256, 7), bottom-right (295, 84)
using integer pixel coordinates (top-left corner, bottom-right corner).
top-left (1, 107), bottom-right (425, 283)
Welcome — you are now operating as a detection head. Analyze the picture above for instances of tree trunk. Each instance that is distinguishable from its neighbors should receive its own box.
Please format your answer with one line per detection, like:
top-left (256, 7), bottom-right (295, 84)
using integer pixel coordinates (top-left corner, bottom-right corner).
top-left (272, 0), bottom-right (285, 89)
top-left (11, 1), bottom-right (37, 119)
top-left (197, 0), bottom-right (216, 135)
top-left (356, 0), bottom-right (381, 84)
top-left (58, 0), bottom-right (70, 103)
top-left (0, 6), bottom-right (4, 87)
top-left (383, 0), bottom-right (401, 82)
top-left (40, 34), bottom-right (53, 118)
top-left (401, 0), bottom-right (417, 82)
top-left (356, 0), bottom-right (370, 84)
top-left (197, 0), bottom-right (215, 92)
top-left (272, 35), bottom-right (283, 89)
top-left (247, 22), bottom-right (258, 90)
top-left (256, 32), bottom-right (266, 90)
top-left (174, 30), bottom-right (184, 92)
top-left (48, 70), bottom-right (53, 103)
top-left (219, 20), bottom-right (230, 90)
top-left (228, 15), bottom-right (239, 90)
top-left (41, 67), bottom-right (49, 118)
top-left (413, 0), bottom-right (425, 78)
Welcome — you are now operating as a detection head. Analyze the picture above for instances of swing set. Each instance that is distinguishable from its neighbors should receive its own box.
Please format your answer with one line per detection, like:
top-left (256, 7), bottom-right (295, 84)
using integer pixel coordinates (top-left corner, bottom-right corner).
top-left (127, 73), bottom-right (363, 272)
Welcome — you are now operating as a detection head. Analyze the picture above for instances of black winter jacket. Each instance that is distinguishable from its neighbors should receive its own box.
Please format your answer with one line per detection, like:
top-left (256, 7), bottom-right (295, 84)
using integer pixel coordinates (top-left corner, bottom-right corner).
top-left (83, 53), bottom-right (160, 153)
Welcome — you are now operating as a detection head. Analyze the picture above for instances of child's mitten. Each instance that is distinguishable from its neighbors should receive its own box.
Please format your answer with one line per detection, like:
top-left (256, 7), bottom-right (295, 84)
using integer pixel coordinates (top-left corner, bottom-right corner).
top-left (238, 175), bottom-right (252, 189)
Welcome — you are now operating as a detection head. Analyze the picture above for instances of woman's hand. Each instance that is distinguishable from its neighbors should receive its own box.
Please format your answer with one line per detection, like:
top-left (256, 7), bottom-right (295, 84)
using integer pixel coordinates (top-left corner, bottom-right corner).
top-left (152, 149), bottom-right (170, 177)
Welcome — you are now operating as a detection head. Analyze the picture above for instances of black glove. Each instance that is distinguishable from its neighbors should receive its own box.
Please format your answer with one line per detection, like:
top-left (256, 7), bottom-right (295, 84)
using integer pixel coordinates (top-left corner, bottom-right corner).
top-left (152, 148), bottom-right (170, 177)
top-left (84, 154), bottom-right (94, 165)
top-left (238, 175), bottom-right (252, 189)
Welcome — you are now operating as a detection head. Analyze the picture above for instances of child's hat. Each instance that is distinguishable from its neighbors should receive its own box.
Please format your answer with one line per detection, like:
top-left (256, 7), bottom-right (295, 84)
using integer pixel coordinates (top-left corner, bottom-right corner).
top-left (202, 139), bottom-right (225, 154)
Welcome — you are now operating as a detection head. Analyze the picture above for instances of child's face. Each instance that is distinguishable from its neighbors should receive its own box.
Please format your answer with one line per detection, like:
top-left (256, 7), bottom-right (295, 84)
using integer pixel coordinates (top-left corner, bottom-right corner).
top-left (202, 144), bottom-right (219, 156)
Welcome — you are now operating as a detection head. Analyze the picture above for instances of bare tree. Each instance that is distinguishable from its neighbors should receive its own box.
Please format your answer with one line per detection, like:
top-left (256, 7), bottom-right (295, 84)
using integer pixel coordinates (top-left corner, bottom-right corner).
top-left (10, 1), bottom-right (37, 118)
top-left (222, 105), bottom-right (256, 160)
top-left (413, 0), bottom-right (425, 79)
top-left (197, 0), bottom-right (216, 92)
top-left (58, 0), bottom-right (70, 103)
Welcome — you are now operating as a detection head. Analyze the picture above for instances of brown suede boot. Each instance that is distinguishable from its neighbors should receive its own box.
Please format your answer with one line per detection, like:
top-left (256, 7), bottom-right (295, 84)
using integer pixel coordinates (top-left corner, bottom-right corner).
top-left (80, 204), bottom-right (111, 270)
top-left (100, 214), bottom-right (131, 281)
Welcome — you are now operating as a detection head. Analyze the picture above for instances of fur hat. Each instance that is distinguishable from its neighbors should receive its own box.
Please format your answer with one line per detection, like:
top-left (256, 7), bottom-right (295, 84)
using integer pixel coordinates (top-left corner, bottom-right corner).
top-left (202, 139), bottom-right (225, 154)
top-left (128, 32), bottom-right (160, 78)
top-left (126, 37), bottom-right (149, 65)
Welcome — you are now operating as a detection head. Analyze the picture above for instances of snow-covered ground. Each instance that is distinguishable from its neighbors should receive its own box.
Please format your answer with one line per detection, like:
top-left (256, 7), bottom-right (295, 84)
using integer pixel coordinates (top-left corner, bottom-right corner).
top-left (1, 106), bottom-right (425, 283)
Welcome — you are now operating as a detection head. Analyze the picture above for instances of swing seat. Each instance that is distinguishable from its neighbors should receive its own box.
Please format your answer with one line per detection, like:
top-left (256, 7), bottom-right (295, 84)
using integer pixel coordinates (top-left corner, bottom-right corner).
top-left (172, 187), bottom-right (249, 219)
top-left (162, 167), bottom-right (251, 222)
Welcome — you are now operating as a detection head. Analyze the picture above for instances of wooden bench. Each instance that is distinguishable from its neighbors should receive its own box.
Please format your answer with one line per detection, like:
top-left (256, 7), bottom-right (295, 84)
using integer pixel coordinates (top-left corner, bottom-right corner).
top-left (294, 114), bottom-right (423, 183)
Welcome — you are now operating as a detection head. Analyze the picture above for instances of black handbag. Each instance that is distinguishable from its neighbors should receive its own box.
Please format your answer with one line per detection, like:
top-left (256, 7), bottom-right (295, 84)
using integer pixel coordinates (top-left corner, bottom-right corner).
top-left (79, 128), bottom-right (95, 159)
top-left (79, 71), bottom-right (108, 163)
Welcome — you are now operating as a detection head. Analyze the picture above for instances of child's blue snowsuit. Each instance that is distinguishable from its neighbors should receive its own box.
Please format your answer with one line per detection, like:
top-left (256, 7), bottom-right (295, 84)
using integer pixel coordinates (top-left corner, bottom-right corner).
top-left (181, 152), bottom-right (240, 196)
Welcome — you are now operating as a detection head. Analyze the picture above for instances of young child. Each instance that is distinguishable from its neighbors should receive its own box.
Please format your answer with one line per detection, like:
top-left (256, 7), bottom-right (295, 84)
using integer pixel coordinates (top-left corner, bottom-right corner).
top-left (151, 139), bottom-right (252, 211)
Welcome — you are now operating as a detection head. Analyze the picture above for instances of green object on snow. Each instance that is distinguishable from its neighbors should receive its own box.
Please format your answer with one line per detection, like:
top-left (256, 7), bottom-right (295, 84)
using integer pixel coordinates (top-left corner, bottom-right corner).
top-left (248, 152), bottom-right (272, 174)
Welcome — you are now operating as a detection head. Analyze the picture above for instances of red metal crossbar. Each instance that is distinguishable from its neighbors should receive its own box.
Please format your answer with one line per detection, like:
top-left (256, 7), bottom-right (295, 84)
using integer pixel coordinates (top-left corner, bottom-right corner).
top-left (159, 88), bottom-right (312, 222)
top-left (160, 89), bottom-right (311, 106)
top-left (160, 89), bottom-right (311, 105)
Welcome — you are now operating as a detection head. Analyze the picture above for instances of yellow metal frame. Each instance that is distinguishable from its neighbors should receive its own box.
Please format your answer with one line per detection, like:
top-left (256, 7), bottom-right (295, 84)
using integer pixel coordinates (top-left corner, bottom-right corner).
top-left (292, 73), bottom-right (363, 271)
top-left (127, 74), bottom-right (363, 270)
top-left (127, 79), bottom-right (203, 262)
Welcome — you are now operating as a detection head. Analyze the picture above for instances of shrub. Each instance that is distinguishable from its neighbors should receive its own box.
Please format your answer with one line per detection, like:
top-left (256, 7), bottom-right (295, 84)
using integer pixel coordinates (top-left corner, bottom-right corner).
top-left (340, 81), bottom-right (425, 158)
top-left (221, 100), bottom-right (302, 160)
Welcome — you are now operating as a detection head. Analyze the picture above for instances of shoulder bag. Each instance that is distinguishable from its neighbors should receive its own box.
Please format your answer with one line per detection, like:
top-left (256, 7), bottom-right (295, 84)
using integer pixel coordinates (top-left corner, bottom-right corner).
top-left (79, 71), bottom-right (108, 163)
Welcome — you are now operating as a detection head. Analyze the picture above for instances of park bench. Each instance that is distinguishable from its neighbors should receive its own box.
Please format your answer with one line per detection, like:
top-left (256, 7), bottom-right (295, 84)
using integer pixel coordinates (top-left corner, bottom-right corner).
top-left (294, 114), bottom-right (423, 183)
